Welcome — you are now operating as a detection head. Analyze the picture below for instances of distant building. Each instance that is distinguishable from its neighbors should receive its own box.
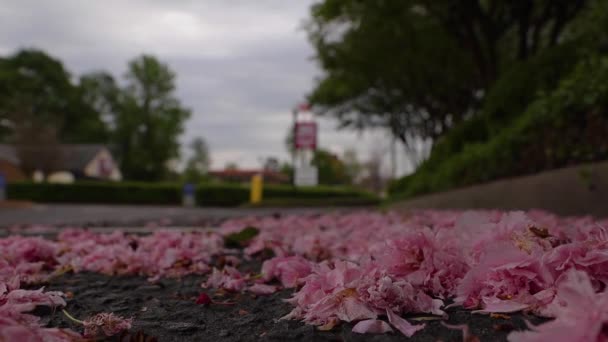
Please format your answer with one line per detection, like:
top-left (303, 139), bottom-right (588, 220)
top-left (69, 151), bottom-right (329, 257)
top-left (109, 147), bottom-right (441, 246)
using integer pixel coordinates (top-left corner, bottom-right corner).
top-left (0, 144), bottom-right (122, 182)
top-left (0, 145), bottom-right (26, 182)
top-left (208, 169), bottom-right (289, 185)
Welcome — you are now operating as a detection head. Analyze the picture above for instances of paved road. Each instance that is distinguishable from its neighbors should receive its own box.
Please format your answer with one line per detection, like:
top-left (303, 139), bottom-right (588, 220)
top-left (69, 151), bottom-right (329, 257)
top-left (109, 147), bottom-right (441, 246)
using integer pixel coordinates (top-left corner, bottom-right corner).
top-left (0, 204), bottom-right (356, 228)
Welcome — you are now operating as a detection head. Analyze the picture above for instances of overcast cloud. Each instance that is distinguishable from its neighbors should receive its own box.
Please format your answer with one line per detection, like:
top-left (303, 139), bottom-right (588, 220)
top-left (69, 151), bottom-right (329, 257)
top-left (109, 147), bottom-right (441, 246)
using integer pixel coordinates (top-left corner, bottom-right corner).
top-left (1, 0), bottom-right (412, 175)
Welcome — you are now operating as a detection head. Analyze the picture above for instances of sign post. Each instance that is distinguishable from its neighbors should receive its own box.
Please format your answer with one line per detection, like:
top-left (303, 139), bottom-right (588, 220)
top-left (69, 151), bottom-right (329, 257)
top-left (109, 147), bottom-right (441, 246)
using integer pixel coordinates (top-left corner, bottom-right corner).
top-left (250, 174), bottom-right (263, 204)
top-left (293, 104), bottom-right (318, 187)
top-left (182, 183), bottom-right (195, 207)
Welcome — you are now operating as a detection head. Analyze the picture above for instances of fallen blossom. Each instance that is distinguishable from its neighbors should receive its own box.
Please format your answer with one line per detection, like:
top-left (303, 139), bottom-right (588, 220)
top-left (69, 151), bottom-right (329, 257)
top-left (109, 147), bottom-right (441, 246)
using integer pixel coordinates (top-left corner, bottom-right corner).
top-left (204, 267), bottom-right (246, 292)
top-left (386, 309), bottom-right (425, 337)
top-left (352, 319), bottom-right (394, 334)
top-left (248, 283), bottom-right (277, 295)
top-left (508, 269), bottom-right (608, 341)
top-left (261, 256), bottom-right (312, 288)
top-left (81, 312), bottom-right (133, 338)
top-left (2, 209), bottom-right (608, 339)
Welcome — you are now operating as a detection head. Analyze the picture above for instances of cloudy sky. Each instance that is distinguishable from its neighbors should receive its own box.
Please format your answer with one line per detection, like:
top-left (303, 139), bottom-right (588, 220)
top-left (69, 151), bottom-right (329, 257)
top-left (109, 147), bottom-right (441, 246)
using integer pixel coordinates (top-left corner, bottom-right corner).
top-left (1, 0), bottom-right (413, 175)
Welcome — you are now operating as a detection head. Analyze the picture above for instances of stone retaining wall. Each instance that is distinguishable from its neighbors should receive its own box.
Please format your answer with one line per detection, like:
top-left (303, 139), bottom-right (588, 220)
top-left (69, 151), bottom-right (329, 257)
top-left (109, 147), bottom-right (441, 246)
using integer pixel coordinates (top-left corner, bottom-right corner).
top-left (393, 161), bottom-right (608, 218)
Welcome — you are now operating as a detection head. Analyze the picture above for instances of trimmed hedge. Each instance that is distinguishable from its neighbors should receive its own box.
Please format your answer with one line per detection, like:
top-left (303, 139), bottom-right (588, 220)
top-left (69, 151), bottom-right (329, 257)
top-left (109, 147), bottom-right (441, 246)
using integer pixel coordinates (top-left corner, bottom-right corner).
top-left (389, 56), bottom-right (608, 199)
top-left (6, 181), bottom-right (378, 207)
top-left (6, 182), bottom-right (181, 205)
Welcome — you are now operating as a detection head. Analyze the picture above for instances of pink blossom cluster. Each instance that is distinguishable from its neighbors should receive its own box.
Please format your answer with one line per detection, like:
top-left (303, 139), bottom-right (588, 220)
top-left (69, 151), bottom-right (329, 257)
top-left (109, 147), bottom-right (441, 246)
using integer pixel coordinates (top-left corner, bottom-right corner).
top-left (55, 229), bottom-right (225, 280)
top-left (1, 229), bottom-right (222, 340)
top-left (0, 281), bottom-right (76, 342)
top-left (220, 210), bottom-right (608, 339)
top-left (2, 210), bottom-right (608, 340)
top-left (1, 272), bottom-right (131, 341)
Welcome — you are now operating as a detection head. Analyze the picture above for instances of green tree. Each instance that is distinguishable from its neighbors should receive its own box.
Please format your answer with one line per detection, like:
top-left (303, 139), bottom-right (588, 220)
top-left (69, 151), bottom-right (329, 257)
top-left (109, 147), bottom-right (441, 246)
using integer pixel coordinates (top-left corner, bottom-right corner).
top-left (306, 0), bottom-right (588, 151)
top-left (78, 72), bottom-right (121, 128)
top-left (113, 55), bottom-right (191, 180)
top-left (284, 123), bottom-right (295, 158)
top-left (342, 148), bottom-right (362, 182)
top-left (225, 162), bottom-right (238, 170)
top-left (279, 162), bottom-right (294, 183)
top-left (183, 137), bottom-right (211, 182)
top-left (313, 149), bottom-right (351, 185)
top-left (0, 49), bottom-right (108, 143)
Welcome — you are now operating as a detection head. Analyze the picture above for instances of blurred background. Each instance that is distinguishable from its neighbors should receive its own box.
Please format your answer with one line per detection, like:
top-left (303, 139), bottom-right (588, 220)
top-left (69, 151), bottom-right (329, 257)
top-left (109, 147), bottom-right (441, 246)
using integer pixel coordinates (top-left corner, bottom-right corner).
top-left (0, 0), bottom-right (607, 207)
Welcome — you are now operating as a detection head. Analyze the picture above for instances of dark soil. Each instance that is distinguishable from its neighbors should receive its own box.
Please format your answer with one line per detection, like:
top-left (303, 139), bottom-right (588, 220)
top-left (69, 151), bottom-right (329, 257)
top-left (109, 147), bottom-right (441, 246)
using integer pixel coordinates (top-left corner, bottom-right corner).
top-left (34, 272), bottom-right (548, 342)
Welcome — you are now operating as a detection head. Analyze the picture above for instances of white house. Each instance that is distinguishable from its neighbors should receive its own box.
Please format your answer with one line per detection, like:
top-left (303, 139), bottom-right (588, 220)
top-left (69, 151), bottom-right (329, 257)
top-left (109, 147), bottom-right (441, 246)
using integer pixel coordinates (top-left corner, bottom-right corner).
top-left (0, 144), bottom-right (122, 181)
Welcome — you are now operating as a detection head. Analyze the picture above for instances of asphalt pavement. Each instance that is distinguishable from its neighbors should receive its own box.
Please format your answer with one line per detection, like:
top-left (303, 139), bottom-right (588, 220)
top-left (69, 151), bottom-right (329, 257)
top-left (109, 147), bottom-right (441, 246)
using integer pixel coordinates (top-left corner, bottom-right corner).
top-left (0, 204), bottom-right (355, 228)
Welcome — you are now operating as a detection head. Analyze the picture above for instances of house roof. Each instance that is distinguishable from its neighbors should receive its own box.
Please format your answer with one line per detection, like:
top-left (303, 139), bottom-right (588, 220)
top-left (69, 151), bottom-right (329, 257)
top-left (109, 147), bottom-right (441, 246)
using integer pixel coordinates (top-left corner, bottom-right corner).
top-left (0, 144), bottom-right (19, 164)
top-left (0, 144), bottom-right (109, 171)
top-left (59, 145), bottom-right (108, 171)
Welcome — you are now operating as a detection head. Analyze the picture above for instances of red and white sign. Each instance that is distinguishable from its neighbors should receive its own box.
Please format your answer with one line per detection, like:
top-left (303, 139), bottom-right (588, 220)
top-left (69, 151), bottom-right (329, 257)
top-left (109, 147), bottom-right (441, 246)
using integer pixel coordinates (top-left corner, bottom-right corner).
top-left (294, 122), bottom-right (317, 150)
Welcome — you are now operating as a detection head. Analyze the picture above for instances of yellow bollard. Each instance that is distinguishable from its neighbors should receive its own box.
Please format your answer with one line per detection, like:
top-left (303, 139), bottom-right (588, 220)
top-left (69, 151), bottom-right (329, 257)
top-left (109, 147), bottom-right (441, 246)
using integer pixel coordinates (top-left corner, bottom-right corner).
top-left (250, 174), bottom-right (263, 204)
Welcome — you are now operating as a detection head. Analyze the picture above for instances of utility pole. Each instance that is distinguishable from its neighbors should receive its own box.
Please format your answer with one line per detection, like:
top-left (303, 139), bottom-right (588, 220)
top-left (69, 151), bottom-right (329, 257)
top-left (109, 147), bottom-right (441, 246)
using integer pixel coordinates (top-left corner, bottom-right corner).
top-left (291, 108), bottom-right (297, 185)
top-left (390, 133), bottom-right (397, 179)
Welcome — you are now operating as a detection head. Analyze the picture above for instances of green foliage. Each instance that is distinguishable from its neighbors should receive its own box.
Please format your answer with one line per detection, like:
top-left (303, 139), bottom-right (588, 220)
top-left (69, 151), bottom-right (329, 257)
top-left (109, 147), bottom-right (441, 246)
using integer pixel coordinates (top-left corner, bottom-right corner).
top-left (194, 183), bottom-right (249, 206)
top-left (312, 149), bottom-right (352, 185)
top-left (224, 227), bottom-right (260, 248)
top-left (424, 43), bottom-right (582, 171)
top-left (0, 50), bottom-right (195, 182)
top-left (308, 0), bottom-right (477, 145)
top-left (6, 181), bottom-right (181, 205)
top-left (389, 56), bottom-right (608, 199)
top-left (0, 49), bottom-right (108, 143)
top-left (183, 137), bottom-right (211, 183)
top-left (7, 182), bottom-right (378, 207)
top-left (307, 0), bottom-right (588, 148)
top-left (114, 55), bottom-right (191, 181)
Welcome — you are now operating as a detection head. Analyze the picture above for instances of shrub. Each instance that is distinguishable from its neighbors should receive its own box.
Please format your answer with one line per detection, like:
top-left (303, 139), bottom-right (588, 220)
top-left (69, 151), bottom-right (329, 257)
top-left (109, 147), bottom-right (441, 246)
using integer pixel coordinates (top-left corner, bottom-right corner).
top-left (6, 181), bottom-right (181, 205)
top-left (419, 44), bottom-right (582, 175)
top-left (7, 181), bottom-right (378, 207)
top-left (390, 56), bottom-right (608, 199)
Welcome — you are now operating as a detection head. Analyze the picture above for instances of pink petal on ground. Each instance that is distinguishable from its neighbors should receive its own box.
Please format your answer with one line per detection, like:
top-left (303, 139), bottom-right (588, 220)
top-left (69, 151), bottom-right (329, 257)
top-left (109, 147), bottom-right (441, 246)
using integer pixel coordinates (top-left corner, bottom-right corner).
top-left (337, 297), bottom-right (377, 322)
top-left (248, 283), bottom-right (277, 295)
top-left (352, 319), bottom-right (394, 334)
top-left (508, 270), bottom-right (608, 342)
top-left (261, 256), bottom-right (312, 288)
top-left (386, 309), bottom-right (425, 337)
top-left (0, 326), bottom-right (39, 342)
top-left (474, 297), bottom-right (530, 314)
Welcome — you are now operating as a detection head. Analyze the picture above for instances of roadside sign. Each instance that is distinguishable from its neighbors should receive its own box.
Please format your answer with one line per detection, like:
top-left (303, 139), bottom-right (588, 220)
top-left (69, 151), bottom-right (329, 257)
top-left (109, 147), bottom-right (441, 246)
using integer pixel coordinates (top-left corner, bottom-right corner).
top-left (250, 174), bottom-right (263, 204)
top-left (295, 166), bottom-right (318, 186)
top-left (294, 122), bottom-right (317, 150)
top-left (182, 183), bottom-right (195, 207)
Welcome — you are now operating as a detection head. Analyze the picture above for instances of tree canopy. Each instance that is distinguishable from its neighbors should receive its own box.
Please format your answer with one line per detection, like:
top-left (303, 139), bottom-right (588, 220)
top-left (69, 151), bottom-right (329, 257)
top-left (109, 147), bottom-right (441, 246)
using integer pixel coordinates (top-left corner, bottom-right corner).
top-left (183, 137), bottom-right (211, 182)
top-left (0, 49), bottom-right (108, 143)
top-left (112, 55), bottom-right (191, 180)
top-left (306, 0), bottom-right (588, 151)
top-left (0, 49), bottom-right (193, 181)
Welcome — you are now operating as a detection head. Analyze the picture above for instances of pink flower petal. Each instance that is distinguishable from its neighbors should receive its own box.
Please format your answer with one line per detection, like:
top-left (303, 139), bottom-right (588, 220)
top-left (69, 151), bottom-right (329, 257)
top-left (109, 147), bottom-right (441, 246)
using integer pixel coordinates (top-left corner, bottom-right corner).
top-left (248, 283), bottom-right (277, 295)
top-left (386, 309), bottom-right (425, 337)
top-left (474, 297), bottom-right (530, 314)
top-left (352, 319), bottom-right (394, 334)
